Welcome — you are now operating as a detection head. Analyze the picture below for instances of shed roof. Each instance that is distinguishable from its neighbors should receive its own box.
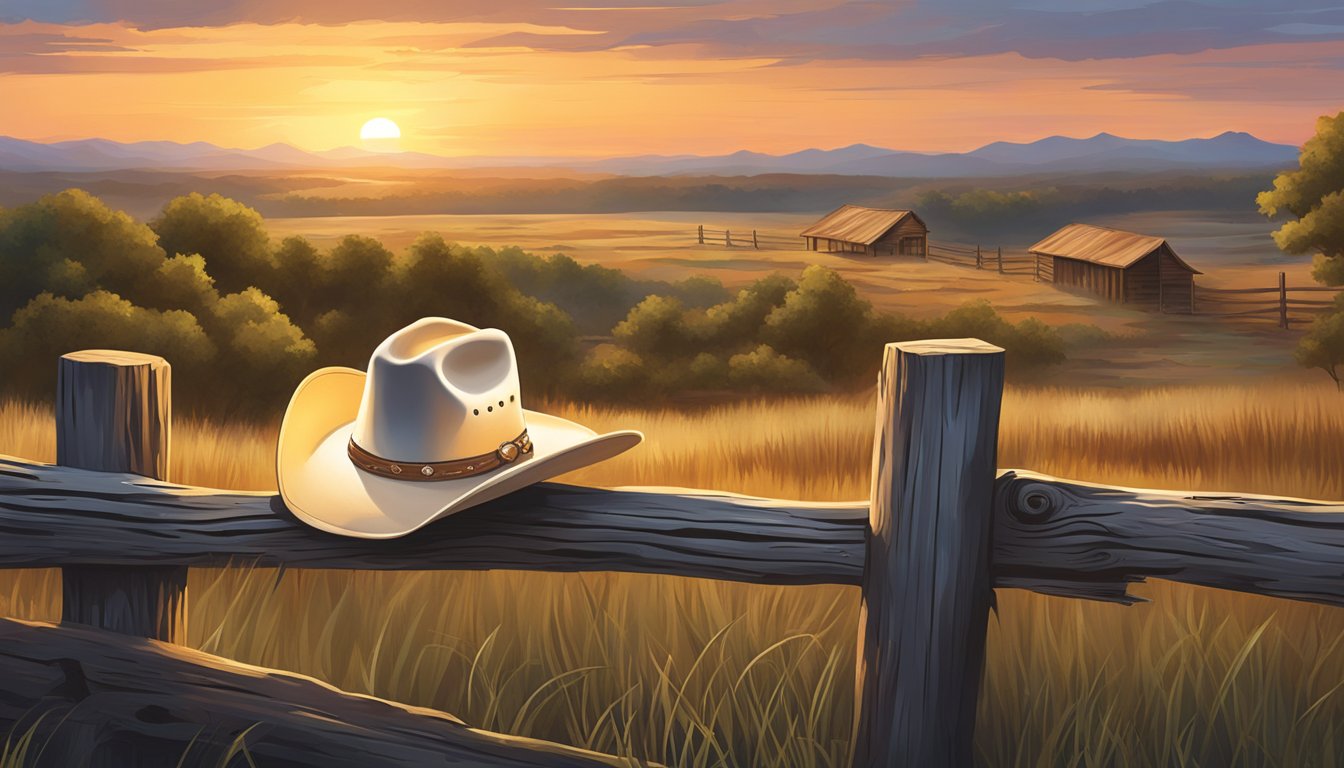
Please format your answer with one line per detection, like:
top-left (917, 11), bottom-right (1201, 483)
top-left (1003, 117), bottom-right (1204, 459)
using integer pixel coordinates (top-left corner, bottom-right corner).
top-left (1030, 223), bottom-right (1201, 273)
top-left (800, 205), bottom-right (925, 245)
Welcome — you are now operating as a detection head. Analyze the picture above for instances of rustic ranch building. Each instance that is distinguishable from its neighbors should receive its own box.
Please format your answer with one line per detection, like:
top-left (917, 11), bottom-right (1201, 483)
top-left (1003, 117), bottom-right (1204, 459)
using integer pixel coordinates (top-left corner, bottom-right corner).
top-left (801, 205), bottom-right (928, 257)
top-left (1030, 223), bottom-right (1200, 313)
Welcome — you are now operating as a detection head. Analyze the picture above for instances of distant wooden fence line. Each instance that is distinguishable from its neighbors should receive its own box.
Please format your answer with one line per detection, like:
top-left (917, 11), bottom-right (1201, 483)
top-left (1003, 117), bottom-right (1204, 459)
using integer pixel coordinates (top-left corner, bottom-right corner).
top-left (1, 346), bottom-right (1341, 766)
top-left (696, 224), bottom-right (804, 250)
top-left (1196, 273), bottom-right (1342, 329)
top-left (695, 226), bottom-right (1342, 329)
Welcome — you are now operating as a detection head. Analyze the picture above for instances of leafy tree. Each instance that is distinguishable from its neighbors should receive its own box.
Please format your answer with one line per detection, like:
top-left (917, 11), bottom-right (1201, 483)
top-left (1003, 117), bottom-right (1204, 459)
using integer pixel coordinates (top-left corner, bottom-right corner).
top-left (702, 273), bottom-right (797, 351)
top-left (1259, 112), bottom-right (1344, 385)
top-left (0, 189), bottom-right (164, 318)
top-left (489, 248), bottom-right (727, 335)
top-left (208, 288), bottom-right (317, 409)
top-left (152, 193), bottom-right (272, 295)
top-left (270, 236), bottom-right (323, 324)
top-left (763, 265), bottom-right (872, 379)
top-left (575, 344), bottom-right (650, 401)
top-left (144, 254), bottom-right (219, 313)
top-left (928, 301), bottom-right (1066, 372)
top-left (727, 345), bottom-right (827, 393)
top-left (1259, 112), bottom-right (1344, 285)
top-left (1295, 296), bottom-right (1344, 389)
top-left (614, 295), bottom-right (704, 359)
top-left (0, 290), bottom-right (213, 397)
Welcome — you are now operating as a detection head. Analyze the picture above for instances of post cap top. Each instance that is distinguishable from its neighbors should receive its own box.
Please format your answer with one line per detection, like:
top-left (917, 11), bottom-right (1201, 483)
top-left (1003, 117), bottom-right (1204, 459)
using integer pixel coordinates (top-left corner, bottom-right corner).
top-left (61, 350), bottom-right (170, 368)
top-left (891, 338), bottom-right (1004, 356)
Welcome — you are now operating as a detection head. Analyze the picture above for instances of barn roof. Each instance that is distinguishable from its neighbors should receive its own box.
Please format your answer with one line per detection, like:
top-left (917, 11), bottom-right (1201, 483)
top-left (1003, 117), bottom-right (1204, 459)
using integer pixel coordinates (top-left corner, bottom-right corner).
top-left (1029, 223), bottom-right (1201, 274)
top-left (800, 205), bottom-right (925, 245)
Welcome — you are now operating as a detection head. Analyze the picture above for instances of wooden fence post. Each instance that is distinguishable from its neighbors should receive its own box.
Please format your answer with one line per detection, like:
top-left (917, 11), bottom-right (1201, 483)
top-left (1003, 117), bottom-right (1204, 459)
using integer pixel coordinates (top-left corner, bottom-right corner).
top-left (997, 247), bottom-right (1004, 274)
top-left (753, 230), bottom-right (759, 249)
top-left (725, 229), bottom-right (732, 247)
top-left (975, 245), bottom-right (982, 269)
top-left (56, 350), bottom-right (186, 643)
top-left (853, 339), bottom-right (1005, 768)
top-left (1279, 271), bottom-right (1289, 329)
top-left (698, 224), bottom-right (704, 245)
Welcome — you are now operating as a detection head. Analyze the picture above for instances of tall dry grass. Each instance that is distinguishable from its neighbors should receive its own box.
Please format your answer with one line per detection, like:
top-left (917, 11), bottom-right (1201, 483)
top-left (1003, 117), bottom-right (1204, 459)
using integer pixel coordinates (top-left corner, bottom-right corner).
top-left (1, 382), bottom-right (1342, 767)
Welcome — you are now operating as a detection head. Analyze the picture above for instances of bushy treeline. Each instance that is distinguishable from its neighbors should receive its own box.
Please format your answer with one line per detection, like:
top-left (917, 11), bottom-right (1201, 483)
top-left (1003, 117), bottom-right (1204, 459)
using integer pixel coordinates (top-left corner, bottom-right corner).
top-left (582, 268), bottom-right (1064, 399)
top-left (0, 189), bottom-right (1069, 416)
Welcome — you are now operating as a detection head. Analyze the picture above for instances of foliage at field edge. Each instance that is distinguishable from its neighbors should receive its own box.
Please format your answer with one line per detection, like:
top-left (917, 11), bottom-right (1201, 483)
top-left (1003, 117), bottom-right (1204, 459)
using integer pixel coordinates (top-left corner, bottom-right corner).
top-left (1259, 110), bottom-right (1344, 388)
top-left (0, 189), bottom-right (1067, 415)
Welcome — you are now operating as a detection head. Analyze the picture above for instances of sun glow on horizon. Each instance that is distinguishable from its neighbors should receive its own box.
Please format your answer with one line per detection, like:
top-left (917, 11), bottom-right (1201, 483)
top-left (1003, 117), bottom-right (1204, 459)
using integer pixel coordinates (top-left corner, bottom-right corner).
top-left (360, 117), bottom-right (402, 153)
top-left (360, 117), bottom-right (401, 140)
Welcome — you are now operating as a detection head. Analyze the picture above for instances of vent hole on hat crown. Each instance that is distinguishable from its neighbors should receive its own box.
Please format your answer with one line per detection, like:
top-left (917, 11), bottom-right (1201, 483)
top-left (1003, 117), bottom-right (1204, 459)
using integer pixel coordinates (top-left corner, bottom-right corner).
top-left (498, 400), bottom-right (505, 407)
top-left (510, 395), bottom-right (515, 402)
top-left (473, 409), bottom-right (479, 416)
top-left (487, 406), bottom-right (493, 412)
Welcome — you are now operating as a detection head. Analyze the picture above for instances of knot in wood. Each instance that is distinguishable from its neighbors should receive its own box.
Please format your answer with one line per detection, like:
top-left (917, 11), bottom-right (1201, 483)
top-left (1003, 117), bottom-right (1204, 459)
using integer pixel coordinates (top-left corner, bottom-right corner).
top-left (1011, 481), bottom-right (1063, 523)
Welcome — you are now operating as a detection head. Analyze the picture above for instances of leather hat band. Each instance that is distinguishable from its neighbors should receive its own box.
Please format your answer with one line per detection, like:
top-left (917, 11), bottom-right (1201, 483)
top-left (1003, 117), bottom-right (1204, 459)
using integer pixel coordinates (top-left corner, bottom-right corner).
top-left (348, 430), bottom-right (533, 482)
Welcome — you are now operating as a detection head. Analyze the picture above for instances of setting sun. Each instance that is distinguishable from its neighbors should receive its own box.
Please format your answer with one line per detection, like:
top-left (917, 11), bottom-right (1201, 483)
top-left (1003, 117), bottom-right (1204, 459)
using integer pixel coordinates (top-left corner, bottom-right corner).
top-left (359, 117), bottom-right (402, 153)
top-left (360, 117), bottom-right (401, 140)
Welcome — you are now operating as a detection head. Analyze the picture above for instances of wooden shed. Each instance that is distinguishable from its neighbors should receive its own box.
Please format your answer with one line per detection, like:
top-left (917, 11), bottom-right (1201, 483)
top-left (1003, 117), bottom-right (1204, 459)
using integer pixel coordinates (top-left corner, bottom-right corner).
top-left (800, 205), bottom-right (928, 257)
top-left (1030, 223), bottom-right (1200, 313)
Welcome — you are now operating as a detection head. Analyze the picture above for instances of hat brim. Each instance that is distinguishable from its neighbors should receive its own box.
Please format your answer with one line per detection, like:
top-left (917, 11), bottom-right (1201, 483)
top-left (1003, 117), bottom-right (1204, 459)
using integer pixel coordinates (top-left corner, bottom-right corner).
top-left (277, 367), bottom-right (643, 539)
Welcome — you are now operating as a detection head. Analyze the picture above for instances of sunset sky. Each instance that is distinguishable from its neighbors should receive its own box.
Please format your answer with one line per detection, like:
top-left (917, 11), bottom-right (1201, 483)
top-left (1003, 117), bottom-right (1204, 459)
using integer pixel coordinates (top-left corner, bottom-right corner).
top-left (3, 0), bottom-right (1344, 157)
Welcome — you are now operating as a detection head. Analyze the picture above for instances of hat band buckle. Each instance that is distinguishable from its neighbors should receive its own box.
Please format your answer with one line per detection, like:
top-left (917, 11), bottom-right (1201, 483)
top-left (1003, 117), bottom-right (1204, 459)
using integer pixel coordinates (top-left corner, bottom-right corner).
top-left (347, 430), bottom-right (533, 482)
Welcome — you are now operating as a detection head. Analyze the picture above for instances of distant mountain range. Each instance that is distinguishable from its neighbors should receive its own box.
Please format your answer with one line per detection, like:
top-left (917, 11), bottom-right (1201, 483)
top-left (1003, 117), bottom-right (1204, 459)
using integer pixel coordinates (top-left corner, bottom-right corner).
top-left (0, 131), bottom-right (1299, 178)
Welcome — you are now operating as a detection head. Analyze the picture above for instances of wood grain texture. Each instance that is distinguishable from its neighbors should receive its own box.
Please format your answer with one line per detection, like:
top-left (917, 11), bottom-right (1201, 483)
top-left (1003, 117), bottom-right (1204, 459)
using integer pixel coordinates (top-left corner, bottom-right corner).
top-left (56, 350), bottom-right (187, 642)
top-left (2, 455), bottom-right (1342, 606)
top-left (57, 350), bottom-right (171, 479)
top-left (993, 470), bottom-right (1344, 607)
top-left (852, 339), bottom-right (1005, 768)
top-left (0, 455), bottom-right (868, 585)
top-left (0, 618), bottom-right (652, 768)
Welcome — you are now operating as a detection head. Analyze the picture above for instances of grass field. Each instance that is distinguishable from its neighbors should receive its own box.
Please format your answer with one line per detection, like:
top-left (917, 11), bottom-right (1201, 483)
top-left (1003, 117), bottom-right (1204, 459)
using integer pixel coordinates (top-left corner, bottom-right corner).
top-left (1, 382), bottom-right (1342, 767)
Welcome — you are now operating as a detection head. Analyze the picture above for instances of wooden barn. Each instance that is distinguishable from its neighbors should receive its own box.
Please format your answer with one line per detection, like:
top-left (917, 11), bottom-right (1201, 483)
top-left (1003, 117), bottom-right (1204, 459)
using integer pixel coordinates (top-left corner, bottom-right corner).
top-left (1030, 223), bottom-right (1200, 313)
top-left (800, 205), bottom-right (928, 257)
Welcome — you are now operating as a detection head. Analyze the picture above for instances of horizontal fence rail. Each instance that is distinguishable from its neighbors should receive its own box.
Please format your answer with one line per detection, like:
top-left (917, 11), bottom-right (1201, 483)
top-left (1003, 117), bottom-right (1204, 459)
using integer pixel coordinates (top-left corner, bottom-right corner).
top-left (696, 226), bottom-right (805, 249)
top-left (0, 618), bottom-right (647, 768)
top-left (1196, 275), bottom-right (1341, 329)
top-left (2, 456), bottom-right (1341, 607)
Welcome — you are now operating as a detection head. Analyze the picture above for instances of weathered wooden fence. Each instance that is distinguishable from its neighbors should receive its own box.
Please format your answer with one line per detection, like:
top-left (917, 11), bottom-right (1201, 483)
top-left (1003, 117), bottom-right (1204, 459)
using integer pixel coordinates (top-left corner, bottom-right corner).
top-left (1, 345), bottom-right (1342, 766)
top-left (696, 225), bottom-right (804, 249)
top-left (1195, 272), bottom-right (1343, 329)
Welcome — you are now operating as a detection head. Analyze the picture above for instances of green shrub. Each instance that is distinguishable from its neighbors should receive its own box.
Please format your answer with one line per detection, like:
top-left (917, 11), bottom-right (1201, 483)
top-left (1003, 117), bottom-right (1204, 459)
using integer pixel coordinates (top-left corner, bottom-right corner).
top-left (702, 274), bottom-right (797, 352)
top-left (576, 344), bottom-right (650, 401)
top-left (686, 352), bottom-right (730, 390)
top-left (0, 290), bottom-right (213, 398)
top-left (614, 296), bottom-right (704, 359)
top-left (0, 189), bottom-right (164, 318)
top-left (1295, 302), bottom-right (1344, 389)
top-left (145, 253), bottom-right (219, 313)
top-left (270, 236), bottom-right (323, 325)
top-left (727, 345), bottom-right (827, 393)
top-left (928, 300), bottom-right (1066, 371)
top-left (763, 265), bottom-right (872, 379)
top-left (152, 192), bottom-right (272, 295)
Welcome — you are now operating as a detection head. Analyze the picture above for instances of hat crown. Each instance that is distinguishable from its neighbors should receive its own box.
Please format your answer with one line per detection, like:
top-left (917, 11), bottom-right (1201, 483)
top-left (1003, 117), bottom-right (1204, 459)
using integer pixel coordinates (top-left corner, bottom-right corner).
top-left (351, 318), bottom-right (526, 463)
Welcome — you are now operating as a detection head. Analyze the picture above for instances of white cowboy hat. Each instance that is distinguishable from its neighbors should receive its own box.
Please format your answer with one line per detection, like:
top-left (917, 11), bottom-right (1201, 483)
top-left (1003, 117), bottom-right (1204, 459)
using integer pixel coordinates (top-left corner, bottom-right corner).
top-left (277, 317), bottom-right (642, 539)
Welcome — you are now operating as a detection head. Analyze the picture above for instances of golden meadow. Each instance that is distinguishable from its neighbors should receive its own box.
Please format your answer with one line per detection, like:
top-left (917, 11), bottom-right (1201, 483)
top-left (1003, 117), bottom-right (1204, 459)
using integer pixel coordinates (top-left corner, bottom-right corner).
top-left (1, 383), bottom-right (1342, 767)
